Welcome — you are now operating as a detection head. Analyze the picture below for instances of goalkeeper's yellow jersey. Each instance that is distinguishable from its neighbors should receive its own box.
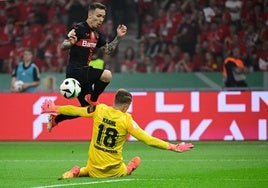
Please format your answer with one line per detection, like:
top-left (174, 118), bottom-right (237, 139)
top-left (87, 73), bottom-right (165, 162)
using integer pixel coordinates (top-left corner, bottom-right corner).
top-left (58, 104), bottom-right (169, 177)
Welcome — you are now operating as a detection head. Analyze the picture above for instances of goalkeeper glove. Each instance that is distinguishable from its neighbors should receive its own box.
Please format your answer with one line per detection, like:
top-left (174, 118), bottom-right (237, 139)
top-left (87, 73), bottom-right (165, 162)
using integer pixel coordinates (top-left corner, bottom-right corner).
top-left (41, 99), bottom-right (58, 113)
top-left (168, 142), bottom-right (194, 152)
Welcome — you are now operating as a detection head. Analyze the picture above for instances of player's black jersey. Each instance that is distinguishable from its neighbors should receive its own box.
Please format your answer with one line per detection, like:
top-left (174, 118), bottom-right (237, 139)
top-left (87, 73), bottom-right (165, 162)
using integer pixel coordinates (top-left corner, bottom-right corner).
top-left (67, 22), bottom-right (106, 69)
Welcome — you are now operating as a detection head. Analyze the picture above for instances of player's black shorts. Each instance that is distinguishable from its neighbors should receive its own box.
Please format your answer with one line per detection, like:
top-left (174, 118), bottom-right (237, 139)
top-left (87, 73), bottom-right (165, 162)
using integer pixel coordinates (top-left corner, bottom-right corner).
top-left (66, 66), bottom-right (104, 106)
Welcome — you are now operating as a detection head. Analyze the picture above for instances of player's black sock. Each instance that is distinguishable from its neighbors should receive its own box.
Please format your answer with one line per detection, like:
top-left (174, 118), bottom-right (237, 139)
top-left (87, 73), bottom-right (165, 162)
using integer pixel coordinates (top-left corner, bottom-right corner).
top-left (55, 114), bottom-right (78, 124)
top-left (91, 80), bottom-right (109, 102)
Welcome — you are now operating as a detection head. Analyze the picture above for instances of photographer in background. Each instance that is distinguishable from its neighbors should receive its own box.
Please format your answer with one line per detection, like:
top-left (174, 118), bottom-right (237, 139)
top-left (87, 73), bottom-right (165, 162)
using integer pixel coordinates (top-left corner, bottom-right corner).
top-left (223, 47), bottom-right (249, 88)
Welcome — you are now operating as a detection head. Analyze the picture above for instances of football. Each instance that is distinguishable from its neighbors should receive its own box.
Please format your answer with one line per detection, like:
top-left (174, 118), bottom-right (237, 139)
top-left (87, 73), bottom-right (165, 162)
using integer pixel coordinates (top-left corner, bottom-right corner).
top-left (59, 78), bottom-right (81, 99)
top-left (14, 80), bottom-right (24, 92)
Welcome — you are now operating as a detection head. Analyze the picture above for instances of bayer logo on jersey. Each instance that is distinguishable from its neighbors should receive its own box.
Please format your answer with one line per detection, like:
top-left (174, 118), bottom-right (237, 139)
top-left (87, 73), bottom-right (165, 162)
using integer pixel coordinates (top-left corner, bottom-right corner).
top-left (60, 78), bottom-right (81, 99)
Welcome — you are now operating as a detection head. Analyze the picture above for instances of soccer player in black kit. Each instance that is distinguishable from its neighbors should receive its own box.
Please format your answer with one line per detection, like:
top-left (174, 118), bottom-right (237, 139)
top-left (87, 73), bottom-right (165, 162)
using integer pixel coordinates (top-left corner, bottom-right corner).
top-left (47, 2), bottom-right (128, 132)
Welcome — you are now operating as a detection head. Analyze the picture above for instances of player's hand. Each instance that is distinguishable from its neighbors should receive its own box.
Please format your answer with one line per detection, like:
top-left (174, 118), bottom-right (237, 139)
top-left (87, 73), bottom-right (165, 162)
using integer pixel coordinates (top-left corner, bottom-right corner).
top-left (117, 24), bottom-right (127, 37)
top-left (168, 142), bottom-right (194, 153)
top-left (41, 99), bottom-right (58, 113)
top-left (67, 29), bottom-right (77, 44)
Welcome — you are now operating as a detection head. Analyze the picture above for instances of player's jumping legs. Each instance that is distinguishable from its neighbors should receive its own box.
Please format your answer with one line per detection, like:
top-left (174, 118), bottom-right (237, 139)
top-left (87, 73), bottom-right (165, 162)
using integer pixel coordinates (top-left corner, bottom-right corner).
top-left (87, 69), bottom-right (112, 103)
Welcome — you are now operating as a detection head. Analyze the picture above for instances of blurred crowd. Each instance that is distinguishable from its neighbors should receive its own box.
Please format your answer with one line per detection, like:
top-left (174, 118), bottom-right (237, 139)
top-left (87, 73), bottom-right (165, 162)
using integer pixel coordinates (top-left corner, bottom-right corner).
top-left (1, 0), bottom-right (268, 74)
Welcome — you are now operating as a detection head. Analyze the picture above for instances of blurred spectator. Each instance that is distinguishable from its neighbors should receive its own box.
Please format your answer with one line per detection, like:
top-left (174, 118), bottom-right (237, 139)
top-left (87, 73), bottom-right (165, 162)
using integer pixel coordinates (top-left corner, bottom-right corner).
top-left (223, 24), bottom-right (238, 56)
top-left (136, 41), bottom-right (147, 68)
top-left (201, 51), bottom-right (219, 72)
top-left (55, 34), bottom-right (68, 73)
top-left (154, 42), bottom-right (168, 71)
top-left (141, 13), bottom-right (155, 39)
top-left (8, 37), bottom-right (24, 73)
top-left (43, 51), bottom-right (56, 72)
top-left (65, 0), bottom-right (88, 29)
top-left (48, 14), bottom-right (67, 39)
top-left (31, 0), bottom-right (49, 25)
top-left (243, 24), bottom-right (259, 50)
top-left (145, 32), bottom-right (161, 58)
top-left (192, 43), bottom-right (206, 72)
top-left (169, 42), bottom-right (183, 62)
top-left (100, 19), bottom-right (118, 58)
top-left (121, 46), bottom-right (138, 73)
top-left (156, 52), bottom-right (175, 72)
top-left (173, 52), bottom-right (193, 73)
top-left (0, 19), bottom-right (16, 73)
top-left (136, 55), bottom-right (154, 73)
top-left (135, 0), bottom-right (154, 39)
top-left (101, 19), bottom-right (115, 41)
top-left (38, 24), bottom-right (56, 67)
top-left (21, 23), bottom-right (38, 55)
top-left (47, 1), bottom-right (68, 24)
top-left (202, 0), bottom-right (217, 23)
top-left (218, 8), bottom-right (232, 44)
top-left (108, 0), bottom-right (134, 30)
top-left (176, 12), bottom-right (199, 56)
top-left (256, 40), bottom-right (268, 71)
top-left (4, 0), bottom-right (20, 22)
top-left (225, 0), bottom-right (243, 25)
top-left (26, 11), bottom-right (43, 42)
top-left (160, 2), bottom-right (182, 43)
top-left (203, 20), bottom-right (223, 60)
top-left (153, 7), bottom-right (166, 38)
top-left (17, 0), bottom-right (33, 23)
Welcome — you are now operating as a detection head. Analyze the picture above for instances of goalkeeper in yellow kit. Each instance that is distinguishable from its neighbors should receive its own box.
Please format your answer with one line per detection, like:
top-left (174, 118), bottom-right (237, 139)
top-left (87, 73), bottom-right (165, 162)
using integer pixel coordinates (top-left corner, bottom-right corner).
top-left (41, 89), bottom-right (194, 179)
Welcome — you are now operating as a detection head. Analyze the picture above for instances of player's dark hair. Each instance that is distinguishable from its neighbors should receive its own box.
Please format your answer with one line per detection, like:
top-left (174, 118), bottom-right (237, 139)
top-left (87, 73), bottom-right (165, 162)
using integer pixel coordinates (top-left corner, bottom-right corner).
top-left (115, 89), bottom-right (132, 105)
top-left (88, 2), bottom-right (106, 12)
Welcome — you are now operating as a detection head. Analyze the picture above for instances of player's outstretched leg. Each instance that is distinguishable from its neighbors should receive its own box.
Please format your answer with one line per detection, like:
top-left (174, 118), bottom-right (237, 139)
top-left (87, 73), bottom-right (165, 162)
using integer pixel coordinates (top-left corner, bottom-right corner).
top-left (47, 114), bottom-right (57, 132)
top-left (58, 166), bottom-right (80, 180)
top-left (84, 94), bottom-right (99, 106)
top-left (127, 156), bottom-right (141, 175)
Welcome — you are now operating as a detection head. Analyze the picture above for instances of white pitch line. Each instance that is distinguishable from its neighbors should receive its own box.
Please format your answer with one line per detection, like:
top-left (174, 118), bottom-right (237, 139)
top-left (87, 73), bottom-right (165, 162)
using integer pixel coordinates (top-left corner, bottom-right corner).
top-left (32, 177), bottom-right (268, 188)
top-left (32, 179), bottom-right (135, 188)
top-left (195, 72), bottom-right (222, 89)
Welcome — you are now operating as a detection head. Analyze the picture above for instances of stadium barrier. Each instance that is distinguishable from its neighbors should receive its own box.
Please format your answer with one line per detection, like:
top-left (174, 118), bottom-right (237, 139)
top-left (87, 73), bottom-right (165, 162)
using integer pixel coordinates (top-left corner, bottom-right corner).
top-left (0, 72), bottom-right (267, 92)
top-left (0, 91), bottom-right (267, 141)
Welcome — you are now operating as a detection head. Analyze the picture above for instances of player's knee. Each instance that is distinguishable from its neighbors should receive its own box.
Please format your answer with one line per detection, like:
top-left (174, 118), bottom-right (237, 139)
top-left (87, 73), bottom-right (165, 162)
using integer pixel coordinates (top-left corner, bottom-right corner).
top-left (101, 70), bottom-right (112, 82)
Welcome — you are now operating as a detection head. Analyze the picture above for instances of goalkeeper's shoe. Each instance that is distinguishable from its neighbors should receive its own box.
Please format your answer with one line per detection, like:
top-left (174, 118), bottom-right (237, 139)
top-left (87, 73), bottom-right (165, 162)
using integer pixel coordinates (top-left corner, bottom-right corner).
top-left (58, 166), bottom-right (80, 180)
top-left (127, 156), bottom-right (141, 175)
top-left (47, 114), bottom-right (57, 133)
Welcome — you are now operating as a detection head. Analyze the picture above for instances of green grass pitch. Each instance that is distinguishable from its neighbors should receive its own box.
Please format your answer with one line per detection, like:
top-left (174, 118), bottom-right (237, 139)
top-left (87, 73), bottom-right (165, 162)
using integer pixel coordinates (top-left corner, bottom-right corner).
top-left (1, 141), bottom-right (268, 188)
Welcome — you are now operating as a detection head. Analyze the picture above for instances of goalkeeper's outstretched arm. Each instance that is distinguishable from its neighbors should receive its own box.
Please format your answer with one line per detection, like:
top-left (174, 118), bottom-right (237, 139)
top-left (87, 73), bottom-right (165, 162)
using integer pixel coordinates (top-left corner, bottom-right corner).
top-left (129, 121), bottom-right (194, 153)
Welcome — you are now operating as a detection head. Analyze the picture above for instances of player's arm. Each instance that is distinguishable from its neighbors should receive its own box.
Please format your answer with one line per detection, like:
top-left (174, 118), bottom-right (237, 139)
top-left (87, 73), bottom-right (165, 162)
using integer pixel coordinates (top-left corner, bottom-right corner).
top-left (61, 29), bottom-right (77, 50)
top-left (99, 25), bottom-right (127, 55)
top-left (129, 120), bottom-right (194, 152)
top-left (41, 99), bottom-right (95, 117)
